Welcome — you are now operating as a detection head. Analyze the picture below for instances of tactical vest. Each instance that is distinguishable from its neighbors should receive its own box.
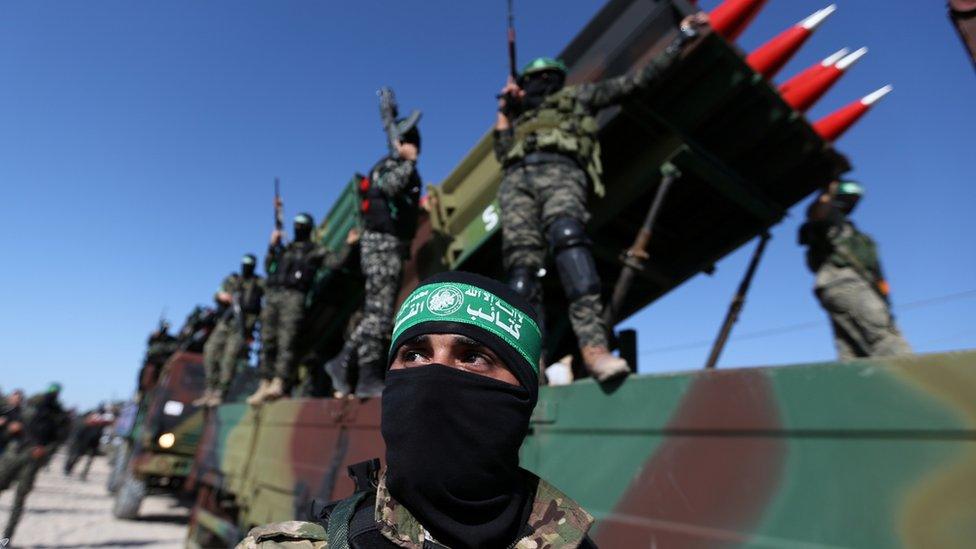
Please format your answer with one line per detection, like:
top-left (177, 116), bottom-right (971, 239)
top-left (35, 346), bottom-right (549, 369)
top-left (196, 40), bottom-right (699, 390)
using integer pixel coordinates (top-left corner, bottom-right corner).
top-left (800, 219), bottom-right (882, 282)
top-left (358, 158), bottom-right (421, 241)
top-left (237, 277), bottom-right (263, 314)
top-left (506, 89), bottom-right (605, 196)
top-left (267, 241), bottom-right (319, 292)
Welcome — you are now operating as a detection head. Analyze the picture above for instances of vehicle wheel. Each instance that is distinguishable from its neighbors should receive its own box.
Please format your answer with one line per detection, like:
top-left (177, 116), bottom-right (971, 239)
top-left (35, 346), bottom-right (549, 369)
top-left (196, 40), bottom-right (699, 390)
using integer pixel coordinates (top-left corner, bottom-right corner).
top-left (112, 473), bottom-right (146, 519)
top-left (106, 441), bottom-right (131, 494)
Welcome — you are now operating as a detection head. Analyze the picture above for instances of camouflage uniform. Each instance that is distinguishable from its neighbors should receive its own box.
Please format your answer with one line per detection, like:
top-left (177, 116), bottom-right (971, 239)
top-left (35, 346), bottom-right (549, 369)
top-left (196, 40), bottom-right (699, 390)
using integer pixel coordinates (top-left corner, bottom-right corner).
top-left (800, 214), bottom-right (911, 360)
top-left (236, 472), bottom-right (595, 549)
top-left (0, 393), bottom-right (68, 541)
top-left (341, 157), bottom-right (420, 394)
top-left (261, 241), bottom-right (348, 386)
top-left (203, 273), bottom-right (264, 392)
top-left (494, 43), bottom-right (684, 350)
top-left (137, 330), bottom-right (177, 395)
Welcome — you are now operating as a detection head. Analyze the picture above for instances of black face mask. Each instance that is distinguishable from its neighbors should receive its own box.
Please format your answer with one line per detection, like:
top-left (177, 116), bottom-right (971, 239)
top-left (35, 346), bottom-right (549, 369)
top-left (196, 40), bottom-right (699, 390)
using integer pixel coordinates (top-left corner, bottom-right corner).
top-left (832, 195), bottom-right (860, 216)
top-left (521, 71), bottom-right (565, 111)
top-left (382, 365), bottom-right (534, 549)
top-left (293, 223), bottom-right (312, 242)
top-left (241, 263), bottom-right (256, 278)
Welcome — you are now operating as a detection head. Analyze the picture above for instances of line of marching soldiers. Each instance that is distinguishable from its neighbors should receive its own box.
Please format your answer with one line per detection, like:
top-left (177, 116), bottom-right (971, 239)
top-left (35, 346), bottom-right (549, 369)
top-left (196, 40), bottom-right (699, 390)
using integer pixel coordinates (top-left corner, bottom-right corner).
top-left (135, 12), bottom-right (910, 411)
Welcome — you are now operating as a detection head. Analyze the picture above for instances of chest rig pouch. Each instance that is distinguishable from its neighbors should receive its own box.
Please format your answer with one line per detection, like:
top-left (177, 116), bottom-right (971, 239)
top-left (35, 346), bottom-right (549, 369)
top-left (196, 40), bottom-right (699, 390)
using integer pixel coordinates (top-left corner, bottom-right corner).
top-left (508, 90), bottom-right (605, 196)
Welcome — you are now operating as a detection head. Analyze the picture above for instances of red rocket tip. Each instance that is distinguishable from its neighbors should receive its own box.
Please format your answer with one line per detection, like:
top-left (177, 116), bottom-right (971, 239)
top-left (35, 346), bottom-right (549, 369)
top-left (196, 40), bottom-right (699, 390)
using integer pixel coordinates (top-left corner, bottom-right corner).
top-left (710, 0), bottom-right (770, 41)
top-left (814, 85), bottom-right (893, 141)
top-left (778, 48), bottom-right (848, 95)
top-left (780, 47), bottom-right (868, 112)
top-left (747, 5), bottom-right (837, 79)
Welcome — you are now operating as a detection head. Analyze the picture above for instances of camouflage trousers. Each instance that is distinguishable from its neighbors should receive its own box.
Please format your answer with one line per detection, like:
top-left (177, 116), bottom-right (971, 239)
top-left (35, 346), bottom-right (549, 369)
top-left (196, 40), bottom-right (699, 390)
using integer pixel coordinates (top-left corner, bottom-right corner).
top-left (347, 230), bottom-right (403, 373)
top-left (203, 320), bottom-right (249, 391)
top-left (0, 445), bottom-right (42, 540)
top-left (815, 265), bottom-right (912, 360)
top-left (499, 162), bottom-right (608, 348)
top-left (259, 288), bottom-right (306, 384)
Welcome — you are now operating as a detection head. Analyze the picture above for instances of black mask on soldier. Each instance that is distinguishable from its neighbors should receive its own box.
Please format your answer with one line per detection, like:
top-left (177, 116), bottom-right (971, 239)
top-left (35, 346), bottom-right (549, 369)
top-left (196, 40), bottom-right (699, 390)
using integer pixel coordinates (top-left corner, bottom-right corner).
top-left (399, 126), bottom-right (421, 155)
top-left (382, 271), bottom-right (542, 549)
top-left (293, 213), bottom-right (314, 242)
top-left (382, 366), bottom-right (534, 549)
top-left (833, 195), bottom-right (860, 216)
top-left (241, 255), bottom-right (257, 278)
top-left (521, 70), bottom-right (565, 111)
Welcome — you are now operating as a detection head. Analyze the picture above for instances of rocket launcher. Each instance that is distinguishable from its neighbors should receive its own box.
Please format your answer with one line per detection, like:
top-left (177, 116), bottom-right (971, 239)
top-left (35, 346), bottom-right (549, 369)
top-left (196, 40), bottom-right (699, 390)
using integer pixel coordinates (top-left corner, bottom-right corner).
top-left (746, 5), bottom-right (836, 78)
top-left (814, 85), bottom-right (893, 141)
top-left (710, 0), bottom-right (769, 41)
top-left (780, 47), bottom-right (867, 112)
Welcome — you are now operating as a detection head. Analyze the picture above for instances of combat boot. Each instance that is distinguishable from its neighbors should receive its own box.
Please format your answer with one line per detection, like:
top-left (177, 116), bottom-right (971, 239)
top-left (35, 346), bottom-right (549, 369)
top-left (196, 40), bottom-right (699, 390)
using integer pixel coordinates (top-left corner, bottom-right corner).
top-left (263, 377), bottom-right (286, 401)
top-left (580, 345), bottom-right (631, 383)
top-left (324, 344), bottom-right (354, 398)
top-left (246, 379), bottom-right (271, 406)
top-left (192, 388), bottom-right (213, 407)
top-left (354, 363), bottom-right (385, 399)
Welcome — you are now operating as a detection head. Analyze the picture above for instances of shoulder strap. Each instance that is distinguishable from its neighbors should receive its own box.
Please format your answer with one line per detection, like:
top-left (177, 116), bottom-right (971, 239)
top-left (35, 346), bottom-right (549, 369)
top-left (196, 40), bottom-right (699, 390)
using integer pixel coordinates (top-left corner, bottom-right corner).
top-left (326, 491), bottom-right (369, 549)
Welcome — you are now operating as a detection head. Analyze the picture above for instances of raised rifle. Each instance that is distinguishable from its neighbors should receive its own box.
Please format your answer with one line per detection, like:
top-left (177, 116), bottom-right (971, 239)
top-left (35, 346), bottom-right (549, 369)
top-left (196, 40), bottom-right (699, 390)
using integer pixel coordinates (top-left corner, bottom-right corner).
top-left (274, 177), bottom-right (283, 231)
top-left (378, 87), bottom-right (401, 160)
top-left (506, 0), bottom-right (518, 80)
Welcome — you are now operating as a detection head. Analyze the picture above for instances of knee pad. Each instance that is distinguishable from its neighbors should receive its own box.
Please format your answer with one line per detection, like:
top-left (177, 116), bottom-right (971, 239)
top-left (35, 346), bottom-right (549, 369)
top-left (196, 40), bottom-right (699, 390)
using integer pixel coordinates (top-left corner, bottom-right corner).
top-left (547, 217), bottom-right (601, 300)
top-left (508, 266), bottom-right (542, 303)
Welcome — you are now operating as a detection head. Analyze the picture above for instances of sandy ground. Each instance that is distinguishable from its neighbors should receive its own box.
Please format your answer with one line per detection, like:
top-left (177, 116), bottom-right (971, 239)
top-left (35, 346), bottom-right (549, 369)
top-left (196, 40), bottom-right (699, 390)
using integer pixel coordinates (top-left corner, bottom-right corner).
top-left (0, 452), bottom-right (189, 548)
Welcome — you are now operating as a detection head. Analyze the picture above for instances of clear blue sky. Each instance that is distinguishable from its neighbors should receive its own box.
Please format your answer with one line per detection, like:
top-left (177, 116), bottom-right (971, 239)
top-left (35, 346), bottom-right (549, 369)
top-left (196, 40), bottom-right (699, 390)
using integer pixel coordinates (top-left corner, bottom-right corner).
top-left (1, 1), bottom-right (972, 409)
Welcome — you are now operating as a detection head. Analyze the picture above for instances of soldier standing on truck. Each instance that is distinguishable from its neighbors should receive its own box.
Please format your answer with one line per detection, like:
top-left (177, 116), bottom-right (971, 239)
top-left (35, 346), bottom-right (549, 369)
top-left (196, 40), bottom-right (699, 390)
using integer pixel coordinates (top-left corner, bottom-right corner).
top-left (325, 112), bottom-right (422, 399)
top-left (237, 272), bottom-right (596, 548)
top-left (0, 383), bottom-right (70, 544)
top-left (195, 254), bottom-right (265, 407)
top-left (136, 320), bottom-right (178, 398)
top-left (493, 12), bottom-right (709, 381)
top-left (799, 180), bottom-right (912, 359)
top-left (248, 212), bottom-right (360, 405)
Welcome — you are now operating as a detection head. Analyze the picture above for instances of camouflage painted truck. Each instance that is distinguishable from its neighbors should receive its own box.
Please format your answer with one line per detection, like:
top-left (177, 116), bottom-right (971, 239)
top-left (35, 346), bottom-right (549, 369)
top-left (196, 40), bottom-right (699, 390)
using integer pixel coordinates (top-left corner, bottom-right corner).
top-left (111, 350), bottom-right (208, 519)
top-left (185, 0), bottom-right (976, 547)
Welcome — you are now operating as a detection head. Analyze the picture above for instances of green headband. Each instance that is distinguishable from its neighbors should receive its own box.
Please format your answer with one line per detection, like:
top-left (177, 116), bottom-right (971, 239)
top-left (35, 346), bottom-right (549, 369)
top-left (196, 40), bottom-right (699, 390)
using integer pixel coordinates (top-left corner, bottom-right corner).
top-left (391, 282), bottom-right (542, 372)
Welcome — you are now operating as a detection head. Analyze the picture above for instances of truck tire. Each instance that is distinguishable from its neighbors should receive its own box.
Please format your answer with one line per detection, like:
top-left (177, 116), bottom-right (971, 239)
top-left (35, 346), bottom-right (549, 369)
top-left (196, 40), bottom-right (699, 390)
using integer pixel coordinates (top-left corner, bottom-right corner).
top-left (106, 441), bottom-right (131, 494)
top-left (113, 473), bottom-right (146, 519)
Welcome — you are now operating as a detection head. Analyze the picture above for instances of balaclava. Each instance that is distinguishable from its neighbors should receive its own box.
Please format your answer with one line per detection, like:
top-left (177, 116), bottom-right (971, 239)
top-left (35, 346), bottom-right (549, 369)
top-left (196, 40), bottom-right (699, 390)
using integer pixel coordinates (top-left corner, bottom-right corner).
top-left (293, 213), bottom-right (314, 242)
top-left (241, 254), bottom-right (257, 278)
top-left (521, 70), bottom-right (566, 111)
top-left (383, 271), bottom-right (542, 548)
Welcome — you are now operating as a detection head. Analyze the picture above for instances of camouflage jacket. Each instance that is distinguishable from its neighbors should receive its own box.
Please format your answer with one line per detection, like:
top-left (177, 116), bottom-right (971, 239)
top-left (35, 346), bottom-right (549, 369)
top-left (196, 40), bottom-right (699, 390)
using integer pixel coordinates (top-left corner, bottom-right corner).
top-left (493, 35), bottom-right (683, 196)
top-left (237, 471), bottom-right (595, 548)
top-left (215, 273), bottom-right (265, 328)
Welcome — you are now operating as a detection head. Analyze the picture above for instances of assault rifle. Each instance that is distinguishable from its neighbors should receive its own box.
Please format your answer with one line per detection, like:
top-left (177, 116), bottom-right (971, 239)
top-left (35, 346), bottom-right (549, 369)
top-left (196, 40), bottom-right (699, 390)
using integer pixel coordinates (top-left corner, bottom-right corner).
top-left (377, 87), bottom-right (421, 161)
top-left (378, 87), bottom-right (401, 160)
top-left (273, 177), bottom-right (283, 231)
top-left (506, 0), bottom-right (518, 80)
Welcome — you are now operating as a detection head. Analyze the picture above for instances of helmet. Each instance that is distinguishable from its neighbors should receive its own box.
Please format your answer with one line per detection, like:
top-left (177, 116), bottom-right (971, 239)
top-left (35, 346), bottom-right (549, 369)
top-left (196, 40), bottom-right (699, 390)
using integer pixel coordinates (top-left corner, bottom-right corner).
top-left (836, 180), bottom-right (864, 197)
top-left (520, 57), bottom-right (568, 78)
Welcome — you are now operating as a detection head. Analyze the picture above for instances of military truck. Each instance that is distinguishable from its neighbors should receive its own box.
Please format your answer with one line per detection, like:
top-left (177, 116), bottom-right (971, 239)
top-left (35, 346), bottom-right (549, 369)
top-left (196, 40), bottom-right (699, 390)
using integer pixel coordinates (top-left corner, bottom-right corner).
top-left (112, 351), bottom-right (207, 519)
top-left (184, 0), bottom-right (976, 547)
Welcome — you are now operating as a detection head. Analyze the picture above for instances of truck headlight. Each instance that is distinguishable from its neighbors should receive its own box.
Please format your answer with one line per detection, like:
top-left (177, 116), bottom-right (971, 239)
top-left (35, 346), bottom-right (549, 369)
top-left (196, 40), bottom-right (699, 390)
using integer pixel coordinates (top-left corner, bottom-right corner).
top-left (158, 432), bottom-right (176, 449)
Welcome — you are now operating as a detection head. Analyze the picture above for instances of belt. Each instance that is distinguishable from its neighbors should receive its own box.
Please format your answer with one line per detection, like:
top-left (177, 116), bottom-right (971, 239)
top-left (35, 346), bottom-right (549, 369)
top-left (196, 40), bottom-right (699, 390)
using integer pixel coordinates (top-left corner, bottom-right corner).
top-left (506, 152), bottom-right (580, 172)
